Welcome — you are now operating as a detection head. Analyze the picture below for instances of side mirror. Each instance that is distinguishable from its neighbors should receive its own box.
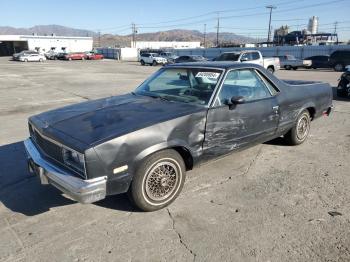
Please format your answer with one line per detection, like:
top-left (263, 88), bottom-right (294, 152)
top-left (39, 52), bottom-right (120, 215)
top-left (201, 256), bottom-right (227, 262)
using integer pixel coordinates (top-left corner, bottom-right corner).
top-left (226, 96), bottom-right (245, 109)
top-left (240, 57), bottom-right (249, 62)
top-left (231, 96), bottom-right (245, 104)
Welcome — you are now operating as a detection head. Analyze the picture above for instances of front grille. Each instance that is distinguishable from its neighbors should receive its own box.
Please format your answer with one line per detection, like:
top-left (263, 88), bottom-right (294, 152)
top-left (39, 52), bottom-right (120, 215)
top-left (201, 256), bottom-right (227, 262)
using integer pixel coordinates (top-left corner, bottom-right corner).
top-left (29, 123), bottom-right (86, 179)
top-left (32, 129), bottom-right (64, 163)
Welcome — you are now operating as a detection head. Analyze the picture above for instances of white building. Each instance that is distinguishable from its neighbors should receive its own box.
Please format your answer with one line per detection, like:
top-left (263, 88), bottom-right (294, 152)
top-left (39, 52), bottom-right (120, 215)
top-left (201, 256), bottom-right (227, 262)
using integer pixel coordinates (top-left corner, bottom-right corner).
top-left (131, 41), bottom-right (201, 49)
top-left (0, 35), bottom-right (93, 56)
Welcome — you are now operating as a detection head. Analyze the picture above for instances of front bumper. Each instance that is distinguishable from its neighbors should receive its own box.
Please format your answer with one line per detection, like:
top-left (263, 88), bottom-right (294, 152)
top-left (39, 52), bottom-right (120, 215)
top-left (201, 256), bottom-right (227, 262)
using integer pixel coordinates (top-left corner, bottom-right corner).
top-left (24, 138), bottom-right (107, 204)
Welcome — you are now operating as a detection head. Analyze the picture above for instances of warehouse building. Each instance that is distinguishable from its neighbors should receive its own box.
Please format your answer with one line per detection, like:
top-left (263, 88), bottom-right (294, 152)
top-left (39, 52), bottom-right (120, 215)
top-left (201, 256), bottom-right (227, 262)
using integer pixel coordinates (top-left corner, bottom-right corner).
top-left (0, 35), bottom-right (93, 56)
top-left (131, 41), bottom-right (201, 49)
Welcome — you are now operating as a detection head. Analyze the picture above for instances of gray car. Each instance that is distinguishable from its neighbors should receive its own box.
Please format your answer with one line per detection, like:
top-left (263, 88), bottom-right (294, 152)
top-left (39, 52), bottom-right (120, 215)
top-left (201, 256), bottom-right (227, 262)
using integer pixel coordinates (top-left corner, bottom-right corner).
top-left (24, 62), bottom-right (332, 211)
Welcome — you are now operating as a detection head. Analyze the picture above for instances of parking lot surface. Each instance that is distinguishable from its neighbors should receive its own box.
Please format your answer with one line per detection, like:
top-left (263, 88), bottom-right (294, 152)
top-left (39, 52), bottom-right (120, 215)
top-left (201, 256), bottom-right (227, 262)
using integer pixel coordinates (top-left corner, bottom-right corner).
top-left (0, 57), bottom-right (349, 262)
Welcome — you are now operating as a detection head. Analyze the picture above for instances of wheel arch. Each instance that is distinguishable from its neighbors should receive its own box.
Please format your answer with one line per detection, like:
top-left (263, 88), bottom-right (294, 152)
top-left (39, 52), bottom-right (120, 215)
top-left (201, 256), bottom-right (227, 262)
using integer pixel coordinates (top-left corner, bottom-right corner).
top-left (133, 142), bottom-right (194, 172)
top-left (306, 106), bottom-right (316, 120)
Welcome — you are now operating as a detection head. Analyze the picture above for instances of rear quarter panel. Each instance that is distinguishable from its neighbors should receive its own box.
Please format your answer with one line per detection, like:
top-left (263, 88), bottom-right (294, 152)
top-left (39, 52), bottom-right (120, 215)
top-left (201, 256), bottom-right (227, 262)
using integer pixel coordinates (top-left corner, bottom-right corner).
top-left (274, 80), bottom-right (332, 134)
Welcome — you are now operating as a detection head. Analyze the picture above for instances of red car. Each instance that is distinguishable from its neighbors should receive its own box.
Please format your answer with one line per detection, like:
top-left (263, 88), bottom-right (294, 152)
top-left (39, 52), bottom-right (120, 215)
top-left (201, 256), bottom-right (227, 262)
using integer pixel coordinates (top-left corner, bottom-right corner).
top-left (64, 53), bottom-right (87, 61)
top-left (86, 52), bottom-right (104, 60)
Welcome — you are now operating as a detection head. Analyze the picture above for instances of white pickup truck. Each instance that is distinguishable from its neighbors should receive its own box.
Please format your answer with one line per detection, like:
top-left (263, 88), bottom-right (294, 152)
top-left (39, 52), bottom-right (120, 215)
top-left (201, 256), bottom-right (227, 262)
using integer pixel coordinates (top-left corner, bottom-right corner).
top-left (214, 50), bottom-right (280, 74)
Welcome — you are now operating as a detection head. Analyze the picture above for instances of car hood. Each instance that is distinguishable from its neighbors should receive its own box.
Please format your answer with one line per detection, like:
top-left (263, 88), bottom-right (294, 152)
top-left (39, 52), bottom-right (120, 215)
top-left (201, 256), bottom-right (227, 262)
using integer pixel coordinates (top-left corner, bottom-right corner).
top-left (30, 93), bottom-right (205, 147)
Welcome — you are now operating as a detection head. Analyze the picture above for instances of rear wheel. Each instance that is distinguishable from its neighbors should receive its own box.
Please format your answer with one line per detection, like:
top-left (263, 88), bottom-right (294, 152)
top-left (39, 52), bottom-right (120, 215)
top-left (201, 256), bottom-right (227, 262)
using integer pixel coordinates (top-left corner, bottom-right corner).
top-left (152, 60), bottom-right (157, 66)
top-left (24, 59), bottom-right (28, 62)
top-left (334, 63), bottom-right (344, 72)
top-left (82, 56), bottom-right (85, 60)
top-left (128, 149), bottom-right (186, 211)
top-left (285, 65), bottom-right (292, 70)
top-left (39, 58), bottom-right (43, 62)
top-left (267, 67), bottom-right (274, 74)
top-left (292, 67), bottom-right (298, 70)
top-left (68, 57), bottom-right (72, 61)
top-left (284, 110), bottom-right (311, 145)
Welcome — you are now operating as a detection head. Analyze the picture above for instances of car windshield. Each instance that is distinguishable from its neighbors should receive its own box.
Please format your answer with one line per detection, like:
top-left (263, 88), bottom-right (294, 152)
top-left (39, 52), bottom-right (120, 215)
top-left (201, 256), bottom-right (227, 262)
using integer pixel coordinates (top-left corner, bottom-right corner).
top-left (135, 67), bottom-right (223, 106)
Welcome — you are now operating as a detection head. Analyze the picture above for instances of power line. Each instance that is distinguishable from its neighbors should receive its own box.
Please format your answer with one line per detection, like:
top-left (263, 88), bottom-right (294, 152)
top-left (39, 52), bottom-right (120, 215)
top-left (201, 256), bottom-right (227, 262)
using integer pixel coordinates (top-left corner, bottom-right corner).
top-left (137, 0), bottom-right (305, 26)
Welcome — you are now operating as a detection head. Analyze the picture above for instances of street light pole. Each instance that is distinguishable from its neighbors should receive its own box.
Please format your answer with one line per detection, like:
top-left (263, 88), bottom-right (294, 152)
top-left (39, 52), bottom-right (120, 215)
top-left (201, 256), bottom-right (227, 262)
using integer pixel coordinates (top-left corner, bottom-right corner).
top-left (266, 5), bottom-right (276, 44)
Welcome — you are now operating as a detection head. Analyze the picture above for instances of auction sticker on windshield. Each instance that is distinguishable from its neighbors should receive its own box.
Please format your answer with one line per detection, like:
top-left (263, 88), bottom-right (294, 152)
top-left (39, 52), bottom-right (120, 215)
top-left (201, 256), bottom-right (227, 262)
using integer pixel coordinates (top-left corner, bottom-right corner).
top-left (195, 72), bottom-right (220, 79)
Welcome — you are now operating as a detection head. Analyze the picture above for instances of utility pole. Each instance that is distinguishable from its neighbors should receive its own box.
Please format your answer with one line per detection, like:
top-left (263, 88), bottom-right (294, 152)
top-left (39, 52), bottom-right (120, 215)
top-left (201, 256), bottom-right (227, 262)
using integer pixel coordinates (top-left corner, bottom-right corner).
top-left (131, 23), bottom-right (137, 48)
top-left (203, 24), bottom-right (207, 48)
top-left (216, 13), bottom-right (220, 47)
top-left (266, 5), bottom-right (276, 45)
top-left (334, 21), bottom-right (338, 44)
top-left (98, 30), bottom-right (101, 47)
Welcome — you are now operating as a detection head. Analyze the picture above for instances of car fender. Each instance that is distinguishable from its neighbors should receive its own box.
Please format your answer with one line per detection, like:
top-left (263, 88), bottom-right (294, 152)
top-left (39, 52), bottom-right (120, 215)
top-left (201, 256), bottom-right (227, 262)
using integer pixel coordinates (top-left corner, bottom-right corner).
top-left (133, 139), bottom-right (194, 169)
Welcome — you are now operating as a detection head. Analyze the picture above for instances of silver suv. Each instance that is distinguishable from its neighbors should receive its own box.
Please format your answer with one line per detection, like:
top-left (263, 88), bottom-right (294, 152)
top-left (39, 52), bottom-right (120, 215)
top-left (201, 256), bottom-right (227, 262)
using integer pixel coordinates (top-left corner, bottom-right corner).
top-left (140, 53), bottom-right (167, 66)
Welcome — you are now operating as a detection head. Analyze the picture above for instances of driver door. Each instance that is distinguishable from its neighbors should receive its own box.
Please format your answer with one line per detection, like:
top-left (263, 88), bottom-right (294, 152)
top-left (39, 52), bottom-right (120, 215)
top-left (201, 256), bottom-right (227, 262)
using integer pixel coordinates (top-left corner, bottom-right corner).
top-left (203, 69), bottom-right (279, 158)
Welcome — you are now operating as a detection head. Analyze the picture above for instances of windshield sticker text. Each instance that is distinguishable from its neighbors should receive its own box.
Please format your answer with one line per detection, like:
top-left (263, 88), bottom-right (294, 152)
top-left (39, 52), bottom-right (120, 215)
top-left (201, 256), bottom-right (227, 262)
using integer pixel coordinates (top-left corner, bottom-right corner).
top-left (195, 72), bottom-right (220, 79)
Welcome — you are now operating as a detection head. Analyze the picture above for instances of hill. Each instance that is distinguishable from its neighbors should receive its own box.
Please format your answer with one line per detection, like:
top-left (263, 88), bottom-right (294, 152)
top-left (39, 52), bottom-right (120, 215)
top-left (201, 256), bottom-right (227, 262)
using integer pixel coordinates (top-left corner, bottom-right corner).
top-left (0, 25), bottom-right (257, 47)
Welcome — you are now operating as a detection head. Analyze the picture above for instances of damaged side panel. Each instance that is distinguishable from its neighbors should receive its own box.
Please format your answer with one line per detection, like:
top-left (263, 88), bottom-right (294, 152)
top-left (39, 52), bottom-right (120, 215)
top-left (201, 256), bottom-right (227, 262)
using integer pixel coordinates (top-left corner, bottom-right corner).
top-left (92, 111), bottom-right (207, 195)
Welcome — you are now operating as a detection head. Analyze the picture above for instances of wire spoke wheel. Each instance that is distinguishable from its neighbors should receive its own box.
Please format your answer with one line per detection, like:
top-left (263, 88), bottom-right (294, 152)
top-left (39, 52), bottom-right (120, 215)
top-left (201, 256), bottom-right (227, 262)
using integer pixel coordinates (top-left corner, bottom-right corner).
top-left (144, 161), bottom-right (179, 202)
top-left (296, 114), bottom-right (310, 141)
top-left (130, 149), bottom-right (186, 211)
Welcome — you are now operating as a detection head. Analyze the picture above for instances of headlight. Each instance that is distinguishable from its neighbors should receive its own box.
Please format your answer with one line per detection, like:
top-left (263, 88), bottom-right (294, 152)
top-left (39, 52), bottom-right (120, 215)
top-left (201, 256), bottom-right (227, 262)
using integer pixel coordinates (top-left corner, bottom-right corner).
top-left (62, 148), bottom-right (85, 172)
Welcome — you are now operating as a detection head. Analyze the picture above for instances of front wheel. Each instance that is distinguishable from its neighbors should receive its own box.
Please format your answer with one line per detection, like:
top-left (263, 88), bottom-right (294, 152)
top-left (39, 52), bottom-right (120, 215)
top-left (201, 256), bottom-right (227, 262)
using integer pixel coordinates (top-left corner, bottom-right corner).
top-left (152, 60), bottom-right (157, 66)
top-left (292, 67), bottom-right (298, 70)
top-left (284, 110), bottom-right (311, 145)
top-left (140, 60), bottom-right (145, 66)
top-left (285, 65), bottom-right (292, 70)
top-left (128, 149), bottom-right (186, 211)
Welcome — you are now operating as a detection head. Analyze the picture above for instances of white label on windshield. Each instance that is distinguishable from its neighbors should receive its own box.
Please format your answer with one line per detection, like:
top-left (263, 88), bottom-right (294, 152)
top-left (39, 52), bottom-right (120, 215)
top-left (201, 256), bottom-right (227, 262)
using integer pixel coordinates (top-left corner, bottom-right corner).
top-left (195, 72), bottom-right (220, 79)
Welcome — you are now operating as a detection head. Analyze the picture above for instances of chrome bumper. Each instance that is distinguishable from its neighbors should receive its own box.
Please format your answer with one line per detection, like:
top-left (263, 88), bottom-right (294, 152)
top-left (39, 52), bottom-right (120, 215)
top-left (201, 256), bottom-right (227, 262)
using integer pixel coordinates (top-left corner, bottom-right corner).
top-left (24, 138), bottom-right (107, 204)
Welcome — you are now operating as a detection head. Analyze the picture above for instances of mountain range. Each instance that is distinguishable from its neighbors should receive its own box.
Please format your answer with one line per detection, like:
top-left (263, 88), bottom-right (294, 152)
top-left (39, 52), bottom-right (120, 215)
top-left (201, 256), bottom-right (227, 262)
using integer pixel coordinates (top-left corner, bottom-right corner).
top-left (0, 24), bottom-right (258, 47)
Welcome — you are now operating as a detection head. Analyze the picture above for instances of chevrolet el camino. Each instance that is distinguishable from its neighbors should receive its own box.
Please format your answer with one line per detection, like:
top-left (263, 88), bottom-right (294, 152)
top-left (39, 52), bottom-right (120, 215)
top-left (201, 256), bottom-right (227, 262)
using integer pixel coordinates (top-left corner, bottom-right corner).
top-left (24, 62), bottom-right (333, 211)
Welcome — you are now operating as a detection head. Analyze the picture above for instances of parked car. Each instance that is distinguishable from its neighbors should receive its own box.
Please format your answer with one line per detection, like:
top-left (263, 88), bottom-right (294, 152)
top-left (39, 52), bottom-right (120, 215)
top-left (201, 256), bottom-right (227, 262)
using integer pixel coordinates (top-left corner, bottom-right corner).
top-left (304, 55), bottom-right (330, 69)
top-left (275, 55), bottom-right (312, 70)
top-left (24, 62), bottom-right (333, 211)
top-left (214, 50), bottom-right (280, 74)
top-left (159, 52), bottom-right (178, 63)
top-left (56, 52), bottom-right (68, 60)
top-left (174, 55), bottom-right (207, 63)
top-left (140, 53), bottom-right (167, 66)
top-left (64, 52), bottom-right (87, 61)
top-left (329, 50), bottom-right (350, 72)
top-left (86, 52), bottom-right (104, 60)
top-left (19, 53), bottom-right (46, 62)
top-left (337, 66), bottom-right (350, 98)
top-left (45, 51), bottom-right (59, 60)
top-left (12, 50), bottom-right (38, 61)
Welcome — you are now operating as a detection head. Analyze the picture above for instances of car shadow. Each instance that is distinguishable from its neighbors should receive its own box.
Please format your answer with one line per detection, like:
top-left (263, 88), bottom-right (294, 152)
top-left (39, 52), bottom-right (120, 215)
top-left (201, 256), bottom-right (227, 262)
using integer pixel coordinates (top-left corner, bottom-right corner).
top-left (264, 137), bottom-right (290, 147)
top-left (96, 194), bottom-right (140, 212)
top-left (0, 141), bottom-right (136, 216)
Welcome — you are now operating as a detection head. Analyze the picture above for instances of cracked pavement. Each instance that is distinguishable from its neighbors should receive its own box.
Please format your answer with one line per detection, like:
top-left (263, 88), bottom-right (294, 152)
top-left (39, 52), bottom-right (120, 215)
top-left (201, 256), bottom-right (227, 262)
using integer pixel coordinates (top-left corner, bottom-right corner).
top-left (0, 58), bottom-right (349, 261)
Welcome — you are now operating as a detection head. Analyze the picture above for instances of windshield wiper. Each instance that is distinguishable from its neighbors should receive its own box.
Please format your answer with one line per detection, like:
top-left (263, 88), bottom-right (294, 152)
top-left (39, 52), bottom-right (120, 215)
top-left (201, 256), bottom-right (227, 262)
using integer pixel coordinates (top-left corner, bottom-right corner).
top-left (137, 91), bottom-right (171, 102)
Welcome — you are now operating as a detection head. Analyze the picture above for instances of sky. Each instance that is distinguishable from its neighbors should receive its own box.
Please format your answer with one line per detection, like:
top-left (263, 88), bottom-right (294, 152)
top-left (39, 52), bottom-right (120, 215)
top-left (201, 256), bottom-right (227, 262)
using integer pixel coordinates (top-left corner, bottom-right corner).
top-left (1, 0), bottom-right (350, 41)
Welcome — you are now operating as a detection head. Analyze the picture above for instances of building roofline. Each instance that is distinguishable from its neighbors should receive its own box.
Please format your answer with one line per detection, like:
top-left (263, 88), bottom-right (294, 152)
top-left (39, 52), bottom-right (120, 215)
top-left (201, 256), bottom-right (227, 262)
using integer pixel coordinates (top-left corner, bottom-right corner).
top-left (0, 35), bottom-right (93, 41)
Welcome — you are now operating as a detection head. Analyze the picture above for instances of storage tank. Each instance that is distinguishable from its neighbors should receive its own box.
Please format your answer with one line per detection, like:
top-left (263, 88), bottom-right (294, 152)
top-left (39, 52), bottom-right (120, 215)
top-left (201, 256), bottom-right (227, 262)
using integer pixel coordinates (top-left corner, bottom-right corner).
top-left (308, 16), bottom-right (319, 34)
